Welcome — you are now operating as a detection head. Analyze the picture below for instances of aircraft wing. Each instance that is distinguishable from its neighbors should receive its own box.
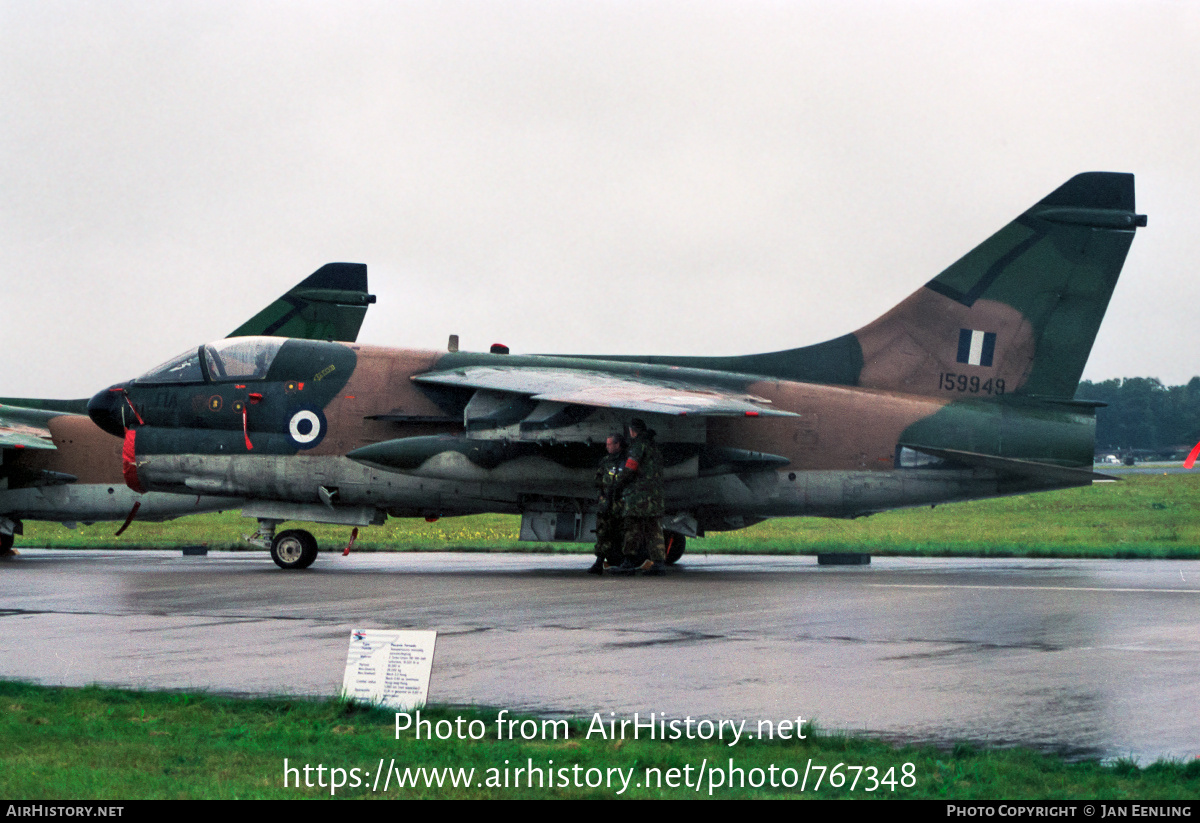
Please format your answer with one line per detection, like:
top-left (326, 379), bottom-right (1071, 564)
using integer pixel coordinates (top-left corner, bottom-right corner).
top-left (0, 404), bottom-right (60, 450)
top-left (413, 365), bottom-right (797, 417)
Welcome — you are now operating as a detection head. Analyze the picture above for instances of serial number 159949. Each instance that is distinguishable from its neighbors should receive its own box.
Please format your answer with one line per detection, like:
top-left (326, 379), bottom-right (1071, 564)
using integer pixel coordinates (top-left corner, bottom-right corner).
top-left (938, 372), bottom-right (1006, 395)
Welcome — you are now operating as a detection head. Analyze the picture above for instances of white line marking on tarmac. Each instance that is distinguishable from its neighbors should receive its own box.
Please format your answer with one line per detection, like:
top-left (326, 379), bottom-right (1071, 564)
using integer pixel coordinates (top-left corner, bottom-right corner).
top-left (868, 583), bottom-right (1200, 594)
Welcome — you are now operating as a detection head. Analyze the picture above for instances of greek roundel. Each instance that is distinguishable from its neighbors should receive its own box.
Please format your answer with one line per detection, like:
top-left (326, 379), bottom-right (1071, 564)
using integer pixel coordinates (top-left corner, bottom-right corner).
top-left (287, 406), bottom-right (327, 449)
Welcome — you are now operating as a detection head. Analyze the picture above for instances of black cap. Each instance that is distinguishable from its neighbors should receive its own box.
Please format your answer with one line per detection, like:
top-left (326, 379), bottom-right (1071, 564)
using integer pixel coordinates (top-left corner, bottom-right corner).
top-left (629, 417), bottom-right (647, 434)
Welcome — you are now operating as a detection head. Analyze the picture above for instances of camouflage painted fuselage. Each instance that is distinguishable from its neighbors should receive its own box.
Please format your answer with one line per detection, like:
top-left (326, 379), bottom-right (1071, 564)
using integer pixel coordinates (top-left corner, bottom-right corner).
top-left (0, 262), bottom-right (373, 530)
top-left (85, 172), bottom-right (1145, 539)
top-left (0, 410), bottom-right (239, 524)
top-left (85, 340), bottom-right (1096, 535)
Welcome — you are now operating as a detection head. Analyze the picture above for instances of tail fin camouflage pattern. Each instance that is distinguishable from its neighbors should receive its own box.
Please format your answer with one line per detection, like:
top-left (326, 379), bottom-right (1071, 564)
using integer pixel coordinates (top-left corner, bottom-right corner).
top-left (226, 262), bottom-right (376, 341)
top-left (851, 172), bottom-right (1144, 401)
top-left (589, 174), bottom-right (1144, 402)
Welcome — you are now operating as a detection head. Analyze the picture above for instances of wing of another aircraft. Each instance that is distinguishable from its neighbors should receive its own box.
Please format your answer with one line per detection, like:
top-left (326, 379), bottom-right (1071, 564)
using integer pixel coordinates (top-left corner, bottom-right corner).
top-left (0, 404), bottom-right (62, 450)
top-left (0, 428), bottom-right (55, 450)
top-left (413, 364), bottom-right (798, 418)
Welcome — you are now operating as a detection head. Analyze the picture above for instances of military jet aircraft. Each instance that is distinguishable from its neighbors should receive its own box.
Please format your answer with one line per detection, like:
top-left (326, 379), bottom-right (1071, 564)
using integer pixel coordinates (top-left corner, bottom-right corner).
top-left (0, 263), bottom-right (375, 554)
top-left (86, 173), bottom-right (1145, 570)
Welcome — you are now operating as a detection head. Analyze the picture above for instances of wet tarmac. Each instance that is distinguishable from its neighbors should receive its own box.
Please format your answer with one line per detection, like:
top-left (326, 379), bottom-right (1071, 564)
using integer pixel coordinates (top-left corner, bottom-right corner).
top-left (2, 549), bottom-right (1198, 762)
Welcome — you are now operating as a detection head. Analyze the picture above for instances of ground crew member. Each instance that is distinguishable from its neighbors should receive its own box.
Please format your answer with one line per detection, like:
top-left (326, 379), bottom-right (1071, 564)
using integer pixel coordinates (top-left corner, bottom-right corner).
top-left (589, 433), bottom-right (627, 575)
top-left (612, 417), bottom-right (666, 576)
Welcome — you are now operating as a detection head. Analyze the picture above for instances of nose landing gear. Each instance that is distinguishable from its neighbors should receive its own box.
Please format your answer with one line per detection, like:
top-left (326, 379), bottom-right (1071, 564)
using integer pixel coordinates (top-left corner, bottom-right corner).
top-left (247, 518), bottom-right (319, 570)
top-left (270, 529), bottom-right (319, 570)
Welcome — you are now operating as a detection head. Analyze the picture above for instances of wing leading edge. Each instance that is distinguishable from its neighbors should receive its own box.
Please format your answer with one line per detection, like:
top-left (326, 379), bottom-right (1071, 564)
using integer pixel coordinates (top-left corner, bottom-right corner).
top-left (413, 365), bottom-right (797, 418)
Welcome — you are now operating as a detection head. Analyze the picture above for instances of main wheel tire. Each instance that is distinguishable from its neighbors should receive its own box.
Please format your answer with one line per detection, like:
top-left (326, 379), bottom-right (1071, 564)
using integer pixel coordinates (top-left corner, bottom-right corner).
top-left (664, 531), bottom-right (686, 564)
top-left (270, 529), bottom-right (319, 570)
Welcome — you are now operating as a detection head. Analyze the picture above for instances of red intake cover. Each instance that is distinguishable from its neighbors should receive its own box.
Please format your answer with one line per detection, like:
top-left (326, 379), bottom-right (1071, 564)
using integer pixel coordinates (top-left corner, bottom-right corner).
top-left (122, 429), bottom-right (144, 493)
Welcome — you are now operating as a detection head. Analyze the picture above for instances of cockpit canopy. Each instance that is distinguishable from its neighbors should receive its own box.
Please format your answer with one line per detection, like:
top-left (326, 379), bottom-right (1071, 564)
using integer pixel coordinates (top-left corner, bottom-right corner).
top-left (137, 337), bottom-right (286, 385)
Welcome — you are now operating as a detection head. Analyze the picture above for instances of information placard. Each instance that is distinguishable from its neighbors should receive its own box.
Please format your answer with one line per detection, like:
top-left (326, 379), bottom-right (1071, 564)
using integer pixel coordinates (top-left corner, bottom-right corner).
top-left (341, 629), bottom-right (437, 710)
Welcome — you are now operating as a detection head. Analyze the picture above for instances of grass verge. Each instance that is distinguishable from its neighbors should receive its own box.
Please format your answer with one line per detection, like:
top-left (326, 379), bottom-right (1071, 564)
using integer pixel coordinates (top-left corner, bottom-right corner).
top-left (3, 681), bottom-right (1198, 800)
top-left (17, 474), bottom-right (1200, 559)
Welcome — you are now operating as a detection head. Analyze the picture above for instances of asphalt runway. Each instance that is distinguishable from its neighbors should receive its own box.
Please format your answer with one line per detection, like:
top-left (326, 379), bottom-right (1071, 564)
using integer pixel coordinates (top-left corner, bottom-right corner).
top-left (2, 548), bottom-right (1198, 762)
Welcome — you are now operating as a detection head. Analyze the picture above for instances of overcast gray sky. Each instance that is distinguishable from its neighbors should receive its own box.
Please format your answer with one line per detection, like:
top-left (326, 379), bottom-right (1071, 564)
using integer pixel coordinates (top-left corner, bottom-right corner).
top-left (3, 0), bottom-right (1197, 397)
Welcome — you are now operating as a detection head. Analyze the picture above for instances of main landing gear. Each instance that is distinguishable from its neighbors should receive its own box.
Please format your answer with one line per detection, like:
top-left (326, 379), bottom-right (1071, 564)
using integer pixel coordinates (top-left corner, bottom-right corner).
top-left (0, 518), bottom-right (20, 558)
top-left (664, 531), bottom-right (686, 565)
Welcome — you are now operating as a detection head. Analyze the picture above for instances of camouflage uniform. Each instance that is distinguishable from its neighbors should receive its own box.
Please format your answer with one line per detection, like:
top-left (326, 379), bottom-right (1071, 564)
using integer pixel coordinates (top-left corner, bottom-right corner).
top-left (620, 430), bottom-right (666, 566)
top-left (593, 448), bottom-right (626, 565)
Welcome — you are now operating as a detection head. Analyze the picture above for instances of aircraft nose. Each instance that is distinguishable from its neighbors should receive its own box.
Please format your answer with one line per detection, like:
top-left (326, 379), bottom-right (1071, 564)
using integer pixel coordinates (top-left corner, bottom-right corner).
top-left (88, 385), bottom-right (131, 437)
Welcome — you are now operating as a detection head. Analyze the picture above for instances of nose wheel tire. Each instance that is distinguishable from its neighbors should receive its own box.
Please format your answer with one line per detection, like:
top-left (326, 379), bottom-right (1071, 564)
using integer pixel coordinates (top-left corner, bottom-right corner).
top-left (271, 529), bottom-right (319, 570)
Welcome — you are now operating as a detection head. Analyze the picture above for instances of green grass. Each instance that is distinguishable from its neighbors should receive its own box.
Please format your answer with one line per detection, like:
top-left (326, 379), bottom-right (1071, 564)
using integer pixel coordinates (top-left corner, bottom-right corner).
top-left (3, 681), bottom-right (1198, 800)
top-left (700, 473), bottom-right (1200, 559)
top-left (17, 473), bottom-right (1200, 559)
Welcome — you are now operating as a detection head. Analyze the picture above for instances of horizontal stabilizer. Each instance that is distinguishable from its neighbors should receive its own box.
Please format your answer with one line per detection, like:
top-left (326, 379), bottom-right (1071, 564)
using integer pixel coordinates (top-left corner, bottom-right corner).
top-left (901, 444), bottom-right (1115, 483)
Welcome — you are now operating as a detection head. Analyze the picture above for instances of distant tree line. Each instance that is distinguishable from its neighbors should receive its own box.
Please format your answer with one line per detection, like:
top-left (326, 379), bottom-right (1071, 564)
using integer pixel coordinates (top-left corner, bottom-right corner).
top-left (1076, 377), bottom-right (1200, 454)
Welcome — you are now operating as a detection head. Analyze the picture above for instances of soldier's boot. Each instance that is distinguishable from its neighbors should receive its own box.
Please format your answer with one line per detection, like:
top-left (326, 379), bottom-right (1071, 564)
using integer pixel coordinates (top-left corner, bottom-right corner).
top-left (0, 531), bottom-right (17, 558)
top-left (609, 557), bottom-right (639, 576)
top-left (587, 557), bottom-right (605, 575)
top-left (638, 559), bottom-right (665, 576)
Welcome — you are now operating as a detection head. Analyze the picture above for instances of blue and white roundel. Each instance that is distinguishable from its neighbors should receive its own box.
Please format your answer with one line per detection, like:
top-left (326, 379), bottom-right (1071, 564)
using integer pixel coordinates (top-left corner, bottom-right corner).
top-left (287, 407), bottom-right (327, 449)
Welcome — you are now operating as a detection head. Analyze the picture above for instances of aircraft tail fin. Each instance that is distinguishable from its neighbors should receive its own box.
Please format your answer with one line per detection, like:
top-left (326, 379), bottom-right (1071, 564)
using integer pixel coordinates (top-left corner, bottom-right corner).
top-left (227, 262), bottom-right (377, 342)
top-left (851, 172), bottom-right (1145, 401)
top-left (565, 174), bottom-right (1143, 402)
